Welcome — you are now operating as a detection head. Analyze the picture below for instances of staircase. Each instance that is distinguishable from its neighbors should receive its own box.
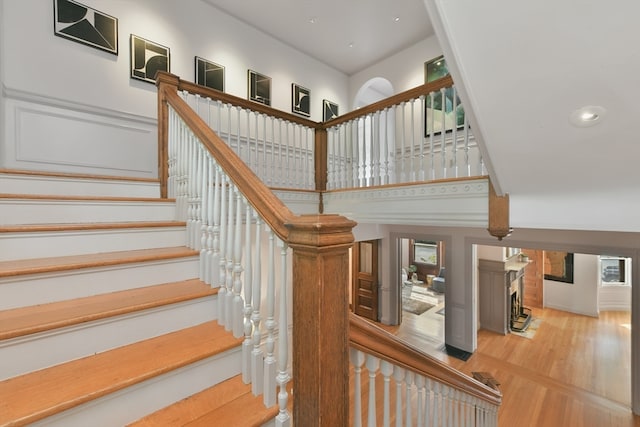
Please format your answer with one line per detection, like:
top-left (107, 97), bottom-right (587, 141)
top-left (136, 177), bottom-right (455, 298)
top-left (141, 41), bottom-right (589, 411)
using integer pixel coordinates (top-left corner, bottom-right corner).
top-left (0, 170), bottom-right (277, 427)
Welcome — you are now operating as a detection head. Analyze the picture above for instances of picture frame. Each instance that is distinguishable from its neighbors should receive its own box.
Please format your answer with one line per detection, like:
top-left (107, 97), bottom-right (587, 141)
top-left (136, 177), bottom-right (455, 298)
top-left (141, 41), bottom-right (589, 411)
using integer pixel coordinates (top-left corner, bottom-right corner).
top-left (544, 251), bottom-right (574, 284)
top-left (53, 0), bottom-right (118, 55)
top-left (195, 56), bottom-right (224, 92)
top-left (424, 55), bottom-right (465, 136)
top-left (291, 83), bottom-right (310, 117)
top-left (248, 70), bottom-right (271, 106)
top-left (323, 99), bottom-right (339, 121)
top-left (130, 34), bottom-right (170, 84)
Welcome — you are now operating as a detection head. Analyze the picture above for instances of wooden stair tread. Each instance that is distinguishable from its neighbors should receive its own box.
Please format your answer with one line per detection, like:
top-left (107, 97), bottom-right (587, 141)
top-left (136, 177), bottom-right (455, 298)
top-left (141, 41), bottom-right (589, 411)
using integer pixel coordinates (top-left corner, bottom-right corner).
top-left (0, 279), bottom-right (215, 340)
top-left (0, 221), bottom-right (186, 233)
top-left (0, 193), bottom-right (174, 202)
top-left (0, 246), bottom-right (198, 278)
top-left (0, 320), bottom-right (242, 426)
top-left (128, 375), bottom-right (278, 427)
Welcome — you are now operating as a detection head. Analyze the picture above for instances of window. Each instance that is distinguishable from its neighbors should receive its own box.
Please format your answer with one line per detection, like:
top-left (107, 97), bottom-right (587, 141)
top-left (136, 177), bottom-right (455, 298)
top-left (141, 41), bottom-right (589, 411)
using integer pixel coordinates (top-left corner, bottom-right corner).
top-left (599, 256), bottom-right (631, 286)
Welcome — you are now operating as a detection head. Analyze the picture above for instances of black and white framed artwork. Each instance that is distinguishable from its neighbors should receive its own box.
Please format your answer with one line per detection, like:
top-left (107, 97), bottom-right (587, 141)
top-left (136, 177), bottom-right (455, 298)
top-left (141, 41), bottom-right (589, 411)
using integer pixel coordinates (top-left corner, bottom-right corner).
top-left (248, 70), bottom-right (271, 106)
top-left (323, 99), bottom-right (339, 121)
top-left (53, 0), bottom-right (118, 55)
top-left (291, 83), bottom-right (310, 117)
top-left (195, 56), bottom-right (225, 92)
top-left (130, 34), bottom-right (170, 84)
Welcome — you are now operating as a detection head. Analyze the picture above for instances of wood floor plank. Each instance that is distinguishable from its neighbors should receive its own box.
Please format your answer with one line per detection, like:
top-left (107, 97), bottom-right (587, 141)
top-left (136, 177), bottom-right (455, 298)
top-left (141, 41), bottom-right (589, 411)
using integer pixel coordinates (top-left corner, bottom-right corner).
top-left (0, 321), bottom-right (241, 426)
top-left (0, 279), bottom-right (215, 340)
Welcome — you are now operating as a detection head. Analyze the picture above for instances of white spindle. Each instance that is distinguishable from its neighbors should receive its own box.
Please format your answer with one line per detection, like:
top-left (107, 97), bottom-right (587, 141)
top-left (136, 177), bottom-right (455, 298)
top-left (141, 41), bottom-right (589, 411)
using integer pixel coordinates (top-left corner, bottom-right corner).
top-left (380, 359), bottom-right (393, 427)
top-left (210, 166), bottom-right (221, 287)
top-left (405, 371), bottom-right (414, 427)
top-left (217, 174), bottom-right (228, 326)
top-left (452, 87), bottom-right (459, 178)
top-left (419, 96), bottom-right (426, 182)
top-left (199, 153), bottom-right (209, 283)
top-left (263, 228), bottom-right (277, 407)
top-left (365, 354), bottom-right (379, 427)
top-left (464, 112), bottom-right (471, 177)
top-left (440, 88), bottom-right (447, 179)
top-left (270, 117), bottom-right (276, 186)
top-left (429, 91), bottom-right (436, 180)
top-left (224, 185), bottom-right (235, 331)
top-left (410, 98), bottom-right (416, 182)
top-left (400, 102), bottom-right (407, 183)
top-left (275, 239), bottom-right (290, 426)
top-left (393, 366), bottom-right (405, 427)
top-left (415, 375), bottom-right (424, 427)
top-left (204, 156), bottom-right (214, 285)
top-left (351, 349), bottom-right (365, 427)
top-left (242, 201), bottom-right (253, 383)
top-left (251, 216), bottom-right (264, 395)
top-left (423, 378), bottom-right (431, 427)
top-left (232, 192), bottom-right (244, 338)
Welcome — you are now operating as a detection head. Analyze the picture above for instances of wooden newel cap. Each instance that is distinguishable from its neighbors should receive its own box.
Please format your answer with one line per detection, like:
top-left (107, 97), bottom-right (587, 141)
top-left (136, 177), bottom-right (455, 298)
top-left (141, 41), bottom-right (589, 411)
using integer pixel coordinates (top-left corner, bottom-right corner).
top-left (285, 214), bottom-right (356, 248)
top-left (155, 71), bottom-right (180, 89)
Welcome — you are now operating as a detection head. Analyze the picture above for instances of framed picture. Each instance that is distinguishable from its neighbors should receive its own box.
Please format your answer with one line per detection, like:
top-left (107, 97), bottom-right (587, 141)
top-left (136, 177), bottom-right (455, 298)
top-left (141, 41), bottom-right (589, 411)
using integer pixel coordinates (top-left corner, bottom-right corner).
top-left (130, 34), bottom-right (170, 84)
top-left (248, 70), bottom-right (271, 106)
top-left (53, 0), bottom-right (118, 55)
top-left (195, 56), bottom-right (224, 91)
top-left (323, 99), bottom-right (339, 121)
top-left (292, 83), bottom-right (311, 117)
top-left (544, 251), bottom-right (574, 284)
top-left (424, 55), bottom-right (465, 136)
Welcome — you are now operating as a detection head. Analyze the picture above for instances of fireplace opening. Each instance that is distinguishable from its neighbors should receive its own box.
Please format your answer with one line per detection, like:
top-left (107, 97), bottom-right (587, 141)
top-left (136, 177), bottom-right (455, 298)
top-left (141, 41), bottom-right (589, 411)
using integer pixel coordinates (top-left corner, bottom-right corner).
top-left (509, 269), bottom-right (532, 332)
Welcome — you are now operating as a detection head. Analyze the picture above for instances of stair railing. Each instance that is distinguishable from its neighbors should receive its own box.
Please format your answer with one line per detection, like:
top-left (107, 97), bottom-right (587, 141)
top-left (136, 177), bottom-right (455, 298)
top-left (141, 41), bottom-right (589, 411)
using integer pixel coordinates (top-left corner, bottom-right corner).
top-left (157, 72), bottom-right (355, 426)
top-left (322, 75), bottom-right (485, 190)
top-left (350, 314), bottom-right (501, 426)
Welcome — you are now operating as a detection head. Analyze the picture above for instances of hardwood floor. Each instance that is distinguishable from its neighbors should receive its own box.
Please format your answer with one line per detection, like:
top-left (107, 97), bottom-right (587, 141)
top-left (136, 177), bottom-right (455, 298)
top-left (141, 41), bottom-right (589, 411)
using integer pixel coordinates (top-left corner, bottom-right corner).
top-left (374, 306), bottom-right (640, 426)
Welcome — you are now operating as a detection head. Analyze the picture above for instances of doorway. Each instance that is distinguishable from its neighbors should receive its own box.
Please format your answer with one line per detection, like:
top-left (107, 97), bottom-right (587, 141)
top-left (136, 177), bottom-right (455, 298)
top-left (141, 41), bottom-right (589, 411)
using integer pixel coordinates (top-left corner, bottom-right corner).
top-left (352, 240), bottom-right (379, 321)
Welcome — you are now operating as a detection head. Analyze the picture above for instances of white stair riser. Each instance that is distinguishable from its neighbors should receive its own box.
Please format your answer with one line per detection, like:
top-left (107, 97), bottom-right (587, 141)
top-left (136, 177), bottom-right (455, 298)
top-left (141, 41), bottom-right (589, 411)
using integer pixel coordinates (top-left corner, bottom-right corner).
top-left (0, 257), bottom-right (199, 310)
top-left (0, 296), bottom-right (218, 381)
top-left (0, 227), bottom-right (187, 261)
top-left (29, 347), bottom-right (242, 427)
top-left (0, 199), bottom-right (176, 225)
top-left (0, 174), bottom-right (160, 198)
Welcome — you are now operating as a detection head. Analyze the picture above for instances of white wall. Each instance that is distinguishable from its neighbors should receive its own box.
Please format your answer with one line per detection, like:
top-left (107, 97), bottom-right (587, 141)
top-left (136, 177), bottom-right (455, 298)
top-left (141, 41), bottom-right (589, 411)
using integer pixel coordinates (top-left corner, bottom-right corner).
top-left (0, 0), bottom-right (349, 176)
top-left (543, 253), bottom-right (599, 317)
top-left (348, 36), bottom-right (442, 108)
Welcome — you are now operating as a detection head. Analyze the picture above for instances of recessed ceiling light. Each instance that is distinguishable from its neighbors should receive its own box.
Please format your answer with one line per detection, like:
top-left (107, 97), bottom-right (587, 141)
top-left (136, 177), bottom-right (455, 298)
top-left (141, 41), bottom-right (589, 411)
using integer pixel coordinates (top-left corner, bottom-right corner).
top-left (309, 17), bottom-right (317, 24)
top-left (569, 105), bottom-right (606, 128)
top-left (348, 42), bottom-right (354, 48)
top-left (394, 16), bottom-right (400, 22)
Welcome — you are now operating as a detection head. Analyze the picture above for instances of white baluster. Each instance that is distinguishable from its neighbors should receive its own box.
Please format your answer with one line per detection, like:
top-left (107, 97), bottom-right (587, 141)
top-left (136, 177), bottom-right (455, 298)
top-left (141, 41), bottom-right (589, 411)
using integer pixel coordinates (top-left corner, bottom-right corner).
top-left (225, 185), bottom-right (235, 330)
top-left (423, 378), bottom-right (431, 427)
top-left (270, 117), bottom-right (276, 186)
top-left (400, 102), bottom-right (407, 183)
top-left (251, 216), bottom-right (264, 395)
top-left (351, 349), bottom-right (366, 427)
top-left (440, 88), bottom-right (447, 179)
top-left (210, 166), bottom-right (221, 288)
top-left (415, 375), bottom-right (424, 427)
top-left (464, 111), bottom-right (471, 177)
top-left (217, 174), bottom-right (227, 326)
top-left (382, 108), bottom-right (390, 185)
top-left (380, 360), bottom-right (393, 427)
top-left (242, 201), bottom-right (253, 383)
top-left (404, 371), bottom-right (414, 427)
top-left (393, 366), bottom-right (405, 427)
top-left (275, 239), bottom-right (290, 426)
top-left (232, 192), bottom-right (244, 338)
top-left (419, 96), bottom-right (426, 182)
top-left (204, 157), bottom-right (214, 285)
top-left (199, 153), bottom-right (209, 283)
top-left (263, 229), bottom-right (277, 407)
top-left (432, 381), bottom-right (440, 427)
top-left (429, 91), bottom-right (436, 180)
top-left (451, 86), bottom-right (459, 178)
top-left (236, 106), bottom-right (242, 156)
top-left (409, 98), bottom-right (416, 182)
top-left (442, 385), bottom-right (450, 427)
top-left (245, 109), bottom-right (252, 171)
top-left (365, 354), bottom-right (380, 427)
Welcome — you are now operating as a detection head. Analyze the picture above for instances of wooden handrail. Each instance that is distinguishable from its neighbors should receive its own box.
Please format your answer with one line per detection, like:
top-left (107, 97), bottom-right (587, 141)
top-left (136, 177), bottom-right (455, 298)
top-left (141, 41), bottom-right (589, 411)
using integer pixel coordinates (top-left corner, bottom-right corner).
top-left (321, 75), bottom-right (454, 129)
top-left (349, 312), bottom-right (502, 406)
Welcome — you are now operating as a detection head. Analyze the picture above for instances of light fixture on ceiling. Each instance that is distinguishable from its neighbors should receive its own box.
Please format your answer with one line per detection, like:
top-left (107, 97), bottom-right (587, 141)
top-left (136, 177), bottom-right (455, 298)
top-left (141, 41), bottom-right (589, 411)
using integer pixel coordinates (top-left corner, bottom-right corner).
top-left (569, 105), bottom-right (606, 128)
top-left (348, 42), bottom-right (354, 48)
top-left (308, 17), bottom-right (317, 24)
top-left (394, 16), bottom-right (400, 22)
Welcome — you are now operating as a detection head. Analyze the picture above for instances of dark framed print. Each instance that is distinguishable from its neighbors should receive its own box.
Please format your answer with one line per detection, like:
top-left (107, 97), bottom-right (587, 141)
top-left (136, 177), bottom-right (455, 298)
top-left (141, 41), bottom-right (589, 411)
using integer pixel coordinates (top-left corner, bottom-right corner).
top-left (130, 34), bottom-right (170, 84)
top-left (323, 99), bottom-right (339, 121)
top-left (424, 55), bottom-right (465, 136)
top-left (292, 83), bottom-right (310, 117)
top-left (53, 0), bottom-right (118, 55)
top-left (248, 70), bottom-right (271, 106)
top-left (544, 251), bottom-right (574, 284)
top-left (195, 56), bottom-right (224, 92)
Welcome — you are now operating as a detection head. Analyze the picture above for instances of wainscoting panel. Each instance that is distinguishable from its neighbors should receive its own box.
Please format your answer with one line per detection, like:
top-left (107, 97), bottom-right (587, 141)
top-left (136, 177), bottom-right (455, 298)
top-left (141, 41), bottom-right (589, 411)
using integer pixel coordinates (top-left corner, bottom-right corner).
top-left (3, 94), bottom-right (157, 178)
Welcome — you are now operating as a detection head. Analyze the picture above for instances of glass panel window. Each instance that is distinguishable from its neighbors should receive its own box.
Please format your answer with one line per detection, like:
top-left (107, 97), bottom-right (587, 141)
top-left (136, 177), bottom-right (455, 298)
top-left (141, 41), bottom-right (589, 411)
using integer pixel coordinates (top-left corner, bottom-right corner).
top-left (599, 256), bottom-right (631, 286)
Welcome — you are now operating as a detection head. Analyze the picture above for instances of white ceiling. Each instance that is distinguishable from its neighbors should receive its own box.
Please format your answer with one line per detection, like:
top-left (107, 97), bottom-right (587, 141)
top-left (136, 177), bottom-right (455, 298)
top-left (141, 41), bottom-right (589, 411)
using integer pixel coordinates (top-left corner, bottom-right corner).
top-left (201, 0), bottom-right (434, 75)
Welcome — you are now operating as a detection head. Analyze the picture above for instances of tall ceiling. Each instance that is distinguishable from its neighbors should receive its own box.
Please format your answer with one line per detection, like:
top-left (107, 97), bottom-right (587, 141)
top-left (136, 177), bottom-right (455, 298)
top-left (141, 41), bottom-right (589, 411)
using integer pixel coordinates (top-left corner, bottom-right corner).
top-left (201, 0), bottom-right (434, 75)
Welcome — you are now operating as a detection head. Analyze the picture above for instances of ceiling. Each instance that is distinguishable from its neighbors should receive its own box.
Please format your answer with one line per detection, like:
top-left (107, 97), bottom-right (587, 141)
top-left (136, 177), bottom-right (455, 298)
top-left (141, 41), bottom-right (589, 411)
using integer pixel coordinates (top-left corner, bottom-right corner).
top-left (201, 0), bottom-right (434, 75)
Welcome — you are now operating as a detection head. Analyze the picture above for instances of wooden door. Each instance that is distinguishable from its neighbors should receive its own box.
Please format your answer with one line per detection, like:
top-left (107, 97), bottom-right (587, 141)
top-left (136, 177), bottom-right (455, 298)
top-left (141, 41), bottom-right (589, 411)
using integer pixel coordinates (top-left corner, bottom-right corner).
top-left (352, 240), bottom-right (379, 321)
top-left (522, 249), bottom-right (543, 308)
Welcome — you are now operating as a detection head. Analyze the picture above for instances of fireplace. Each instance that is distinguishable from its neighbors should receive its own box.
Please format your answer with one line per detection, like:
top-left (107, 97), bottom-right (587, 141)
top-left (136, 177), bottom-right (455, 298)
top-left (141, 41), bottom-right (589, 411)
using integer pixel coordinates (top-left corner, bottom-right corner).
top-left (509, 268), bottom-right (531, 332)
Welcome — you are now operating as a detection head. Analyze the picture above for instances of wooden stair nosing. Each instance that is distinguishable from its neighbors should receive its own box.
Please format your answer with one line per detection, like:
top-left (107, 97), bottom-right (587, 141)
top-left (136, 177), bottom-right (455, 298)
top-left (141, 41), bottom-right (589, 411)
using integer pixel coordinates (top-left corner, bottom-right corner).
top-left (0, 221), bottom-right (187, 233)
top-left (0, 168), bottom-right (160, 184)
top-left (0, 279), bottom-right (217, 341)
top-left (0, 321), bottom-right (242, 426)
top-left (0, 246), bottom-right (199, 279)
top-left (0, 193), bottom-right (175, 203)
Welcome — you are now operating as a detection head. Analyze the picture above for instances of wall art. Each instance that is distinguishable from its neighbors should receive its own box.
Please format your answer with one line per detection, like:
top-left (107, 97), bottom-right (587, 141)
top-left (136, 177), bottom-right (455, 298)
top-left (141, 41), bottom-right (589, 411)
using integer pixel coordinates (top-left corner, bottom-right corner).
top-left (424, 55), bottom-right (465, 136)
top-left (544, 251), bottom-right (574, 284)
top-left (53, 0), bottom-right (118, 55)
top-left (323, 99), bottom-right (339, 121)
top-left (130, 34), bottom-right (170, 84)
top-left (292, 83), bottom-right (310, 117)
top-left (248, 70), bottom-right (271, 106)
top-left (195, 56), bottom-right (224, 92)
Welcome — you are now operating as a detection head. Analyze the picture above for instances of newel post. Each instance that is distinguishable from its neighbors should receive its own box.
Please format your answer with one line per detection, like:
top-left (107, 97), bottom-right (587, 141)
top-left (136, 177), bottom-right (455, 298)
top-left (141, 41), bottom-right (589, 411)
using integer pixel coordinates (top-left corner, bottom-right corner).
top-left (314, 127), bottom-right (328, 212)
top-left (286, 214), bottom-right (356, 427)
top-left (155, 72), bottom-right (180, 199)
